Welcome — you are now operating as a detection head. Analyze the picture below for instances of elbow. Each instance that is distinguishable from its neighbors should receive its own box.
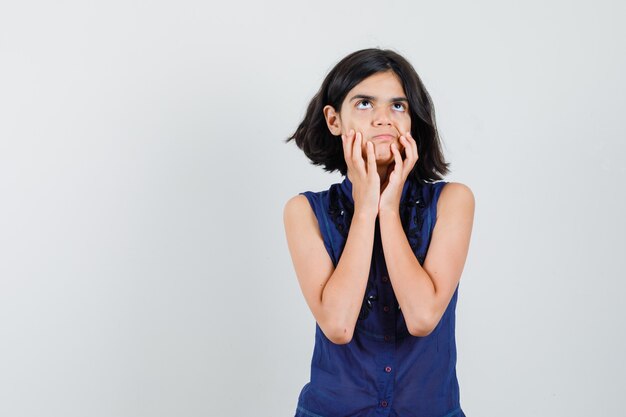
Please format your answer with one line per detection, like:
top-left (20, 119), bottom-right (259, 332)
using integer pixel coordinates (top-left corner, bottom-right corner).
top-left (329, 333), bottom-right (353, 345)
top-left (408, 325), bottom-right (435, 338)
top-left (321, 321), bottom-right (354, 345)
top-left (407, 315), bottom-right (437, 338)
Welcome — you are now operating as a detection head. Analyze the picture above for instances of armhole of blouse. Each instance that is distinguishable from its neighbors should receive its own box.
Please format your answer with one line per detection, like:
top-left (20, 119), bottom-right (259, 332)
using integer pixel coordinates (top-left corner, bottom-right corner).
top-left (433, 181), bottom-right (448, 206)
top-left (430, 181), bottom-right (449, 234)
top-left (298, 192), bottom-right (338, 267)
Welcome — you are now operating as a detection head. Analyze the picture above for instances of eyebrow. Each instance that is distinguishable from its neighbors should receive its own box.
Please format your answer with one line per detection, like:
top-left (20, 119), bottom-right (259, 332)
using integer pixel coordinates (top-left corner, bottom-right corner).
top-left (348, 94), bottom-right (409, 103)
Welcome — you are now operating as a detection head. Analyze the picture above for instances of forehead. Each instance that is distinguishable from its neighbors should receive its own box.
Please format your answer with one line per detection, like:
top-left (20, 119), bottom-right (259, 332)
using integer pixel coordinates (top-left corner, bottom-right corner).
top-left (348, 71), bottom-right (406, 96)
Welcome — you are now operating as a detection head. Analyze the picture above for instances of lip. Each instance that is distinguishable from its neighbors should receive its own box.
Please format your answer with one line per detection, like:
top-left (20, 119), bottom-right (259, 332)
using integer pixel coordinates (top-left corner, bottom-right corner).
top-left (372, 134), bottom-right (395, 141)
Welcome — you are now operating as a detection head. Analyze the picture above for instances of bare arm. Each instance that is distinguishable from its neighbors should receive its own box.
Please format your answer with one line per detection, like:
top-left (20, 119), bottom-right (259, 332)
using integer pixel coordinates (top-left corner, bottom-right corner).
top-left (285, 130), bottom-right (381, 344)
top-left (283, 195), bottom-right (376, 344)
top-left (378, 182), bottom-right (475, 336)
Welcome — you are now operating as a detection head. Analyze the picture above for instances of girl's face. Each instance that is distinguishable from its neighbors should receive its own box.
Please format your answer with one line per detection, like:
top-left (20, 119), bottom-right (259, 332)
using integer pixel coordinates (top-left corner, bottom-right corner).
top-left (324, 70), bottom-right (412, 165)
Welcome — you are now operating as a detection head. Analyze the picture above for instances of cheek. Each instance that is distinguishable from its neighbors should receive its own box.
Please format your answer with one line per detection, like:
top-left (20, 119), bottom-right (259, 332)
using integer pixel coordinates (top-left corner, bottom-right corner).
top-left (395, 114), bottom-right (411, 132)
top-left (394, 112), bottom-right (411, 124)
top-left (350, 112), bottom-right (370, 123)
top-left (344, 114), bottom-right (369, 131)
top-left (394, 115), bottom-right (411, 148)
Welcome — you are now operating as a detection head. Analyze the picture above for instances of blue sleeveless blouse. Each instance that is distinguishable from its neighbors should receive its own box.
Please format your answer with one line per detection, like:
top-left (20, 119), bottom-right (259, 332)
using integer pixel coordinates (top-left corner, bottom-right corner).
top-left (295, 175), bottom-right (466, 417)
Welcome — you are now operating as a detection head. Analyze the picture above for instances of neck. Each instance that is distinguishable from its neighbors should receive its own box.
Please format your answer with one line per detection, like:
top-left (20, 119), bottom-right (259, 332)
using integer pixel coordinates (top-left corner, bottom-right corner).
top-left (377, 162), bottom-right (393, 188)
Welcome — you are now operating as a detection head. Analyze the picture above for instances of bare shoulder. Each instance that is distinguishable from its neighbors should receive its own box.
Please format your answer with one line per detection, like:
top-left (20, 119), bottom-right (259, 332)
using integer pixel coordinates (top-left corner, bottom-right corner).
top-left (283, 194), bottom-right (320, 238)
top-left (283, 194), bottom-right (314, 224)
top-left (437, 182), bottom-right (475, 220)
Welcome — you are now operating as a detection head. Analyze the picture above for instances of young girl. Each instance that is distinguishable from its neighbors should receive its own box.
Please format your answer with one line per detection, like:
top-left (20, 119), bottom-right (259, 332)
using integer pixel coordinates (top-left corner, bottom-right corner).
top-left (283, 48), bottom-right (474, 417)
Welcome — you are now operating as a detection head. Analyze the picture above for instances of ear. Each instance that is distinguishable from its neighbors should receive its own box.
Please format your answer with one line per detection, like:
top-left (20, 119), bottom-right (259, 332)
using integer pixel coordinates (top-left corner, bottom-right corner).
top-left (323, 105), bottom-right (342, 136)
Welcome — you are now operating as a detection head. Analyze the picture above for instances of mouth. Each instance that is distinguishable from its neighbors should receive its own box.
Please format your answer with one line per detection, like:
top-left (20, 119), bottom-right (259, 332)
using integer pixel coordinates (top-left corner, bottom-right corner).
top-left (372, 134), bottom-right (395, 141)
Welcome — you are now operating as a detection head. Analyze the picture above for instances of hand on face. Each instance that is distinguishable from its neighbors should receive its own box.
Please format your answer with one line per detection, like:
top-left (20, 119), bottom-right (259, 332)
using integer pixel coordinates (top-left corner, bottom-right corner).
top-left (341, 129), bottom-right (380, 218)
top-left (341, 129), bottom-right (419, 216)
top-left (378, 130), bottom-right (419, 213)
top-left (336, 70), bottom-right (417, 214)
top-left (358, 130), bottom-right (406, 166)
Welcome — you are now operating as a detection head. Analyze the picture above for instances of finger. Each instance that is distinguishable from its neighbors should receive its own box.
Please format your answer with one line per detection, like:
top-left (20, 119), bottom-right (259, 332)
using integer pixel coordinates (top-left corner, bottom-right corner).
top-left (342, 129), bottom-right (355, 174)
top-left (406, 131), bottom-right (419, 160)
top-left (400, 132), bottom-right (417, 160)
top-left (366, 140), bottom-right (377, 178)
top-left (399, 135), bottom-right (417, 175)
top-left (353, 131), bottom-right (366, 174)
top-left (391, 142), bottom-right (403, 176)
top-left (399, 135), bottom-right (414, 164)
top-left (343, 129), bottom-right (355, 159)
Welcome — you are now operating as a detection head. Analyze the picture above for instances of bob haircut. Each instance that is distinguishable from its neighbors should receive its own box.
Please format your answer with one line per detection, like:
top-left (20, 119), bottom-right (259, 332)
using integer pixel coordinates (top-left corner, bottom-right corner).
top-left (286, 48), bottom-right (450, 184)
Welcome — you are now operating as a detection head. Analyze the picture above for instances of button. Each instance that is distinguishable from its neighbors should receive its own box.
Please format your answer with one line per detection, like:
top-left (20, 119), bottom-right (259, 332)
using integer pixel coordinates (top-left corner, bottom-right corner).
top-left (380, 400), bottom-right (388, 407)
top-left (383, 305), bottom-right (390, 313)
top-left (385, 366), bottom-right (392, 373)
top-left (384, 334), bottom-right (391, 342)
top-left (381, 275), bottom-right (389, 282)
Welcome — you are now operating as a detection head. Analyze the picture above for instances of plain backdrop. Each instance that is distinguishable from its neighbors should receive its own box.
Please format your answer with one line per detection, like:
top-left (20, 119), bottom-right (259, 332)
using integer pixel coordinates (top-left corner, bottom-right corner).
top-left (1, 1), bottom-right (625, 416)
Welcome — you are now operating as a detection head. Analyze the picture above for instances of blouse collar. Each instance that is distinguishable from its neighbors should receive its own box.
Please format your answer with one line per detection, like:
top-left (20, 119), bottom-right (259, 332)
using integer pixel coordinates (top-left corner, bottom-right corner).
top-left (339, 174), bottom-right (413, 205)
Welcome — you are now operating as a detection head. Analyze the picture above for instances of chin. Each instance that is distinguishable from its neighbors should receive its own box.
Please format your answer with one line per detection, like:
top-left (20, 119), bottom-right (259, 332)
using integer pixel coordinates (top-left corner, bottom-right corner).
top-left (375, 155), bottom-right (394, 165)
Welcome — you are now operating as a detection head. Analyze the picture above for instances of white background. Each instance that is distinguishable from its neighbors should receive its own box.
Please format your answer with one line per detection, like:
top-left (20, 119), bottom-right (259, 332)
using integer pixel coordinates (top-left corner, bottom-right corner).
top-left (1, 1), bottom-right (624, 416)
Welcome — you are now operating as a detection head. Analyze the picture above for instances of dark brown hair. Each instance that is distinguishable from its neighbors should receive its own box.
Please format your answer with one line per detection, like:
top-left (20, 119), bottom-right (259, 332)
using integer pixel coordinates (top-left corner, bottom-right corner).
top-left (285, 48), bottom-right (450, 184)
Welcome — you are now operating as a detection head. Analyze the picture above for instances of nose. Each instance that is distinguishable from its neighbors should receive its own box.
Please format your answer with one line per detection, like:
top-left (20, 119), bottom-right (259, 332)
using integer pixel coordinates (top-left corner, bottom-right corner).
top-left (372, 106), bottom-right (392, 126)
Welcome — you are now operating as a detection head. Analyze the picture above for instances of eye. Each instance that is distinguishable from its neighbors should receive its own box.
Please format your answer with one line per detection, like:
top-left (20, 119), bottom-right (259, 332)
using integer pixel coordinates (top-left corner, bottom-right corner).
top-left (356, 100), bottom-right (373, 109)
top-left (393, 102), bottom-right (407, 112)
